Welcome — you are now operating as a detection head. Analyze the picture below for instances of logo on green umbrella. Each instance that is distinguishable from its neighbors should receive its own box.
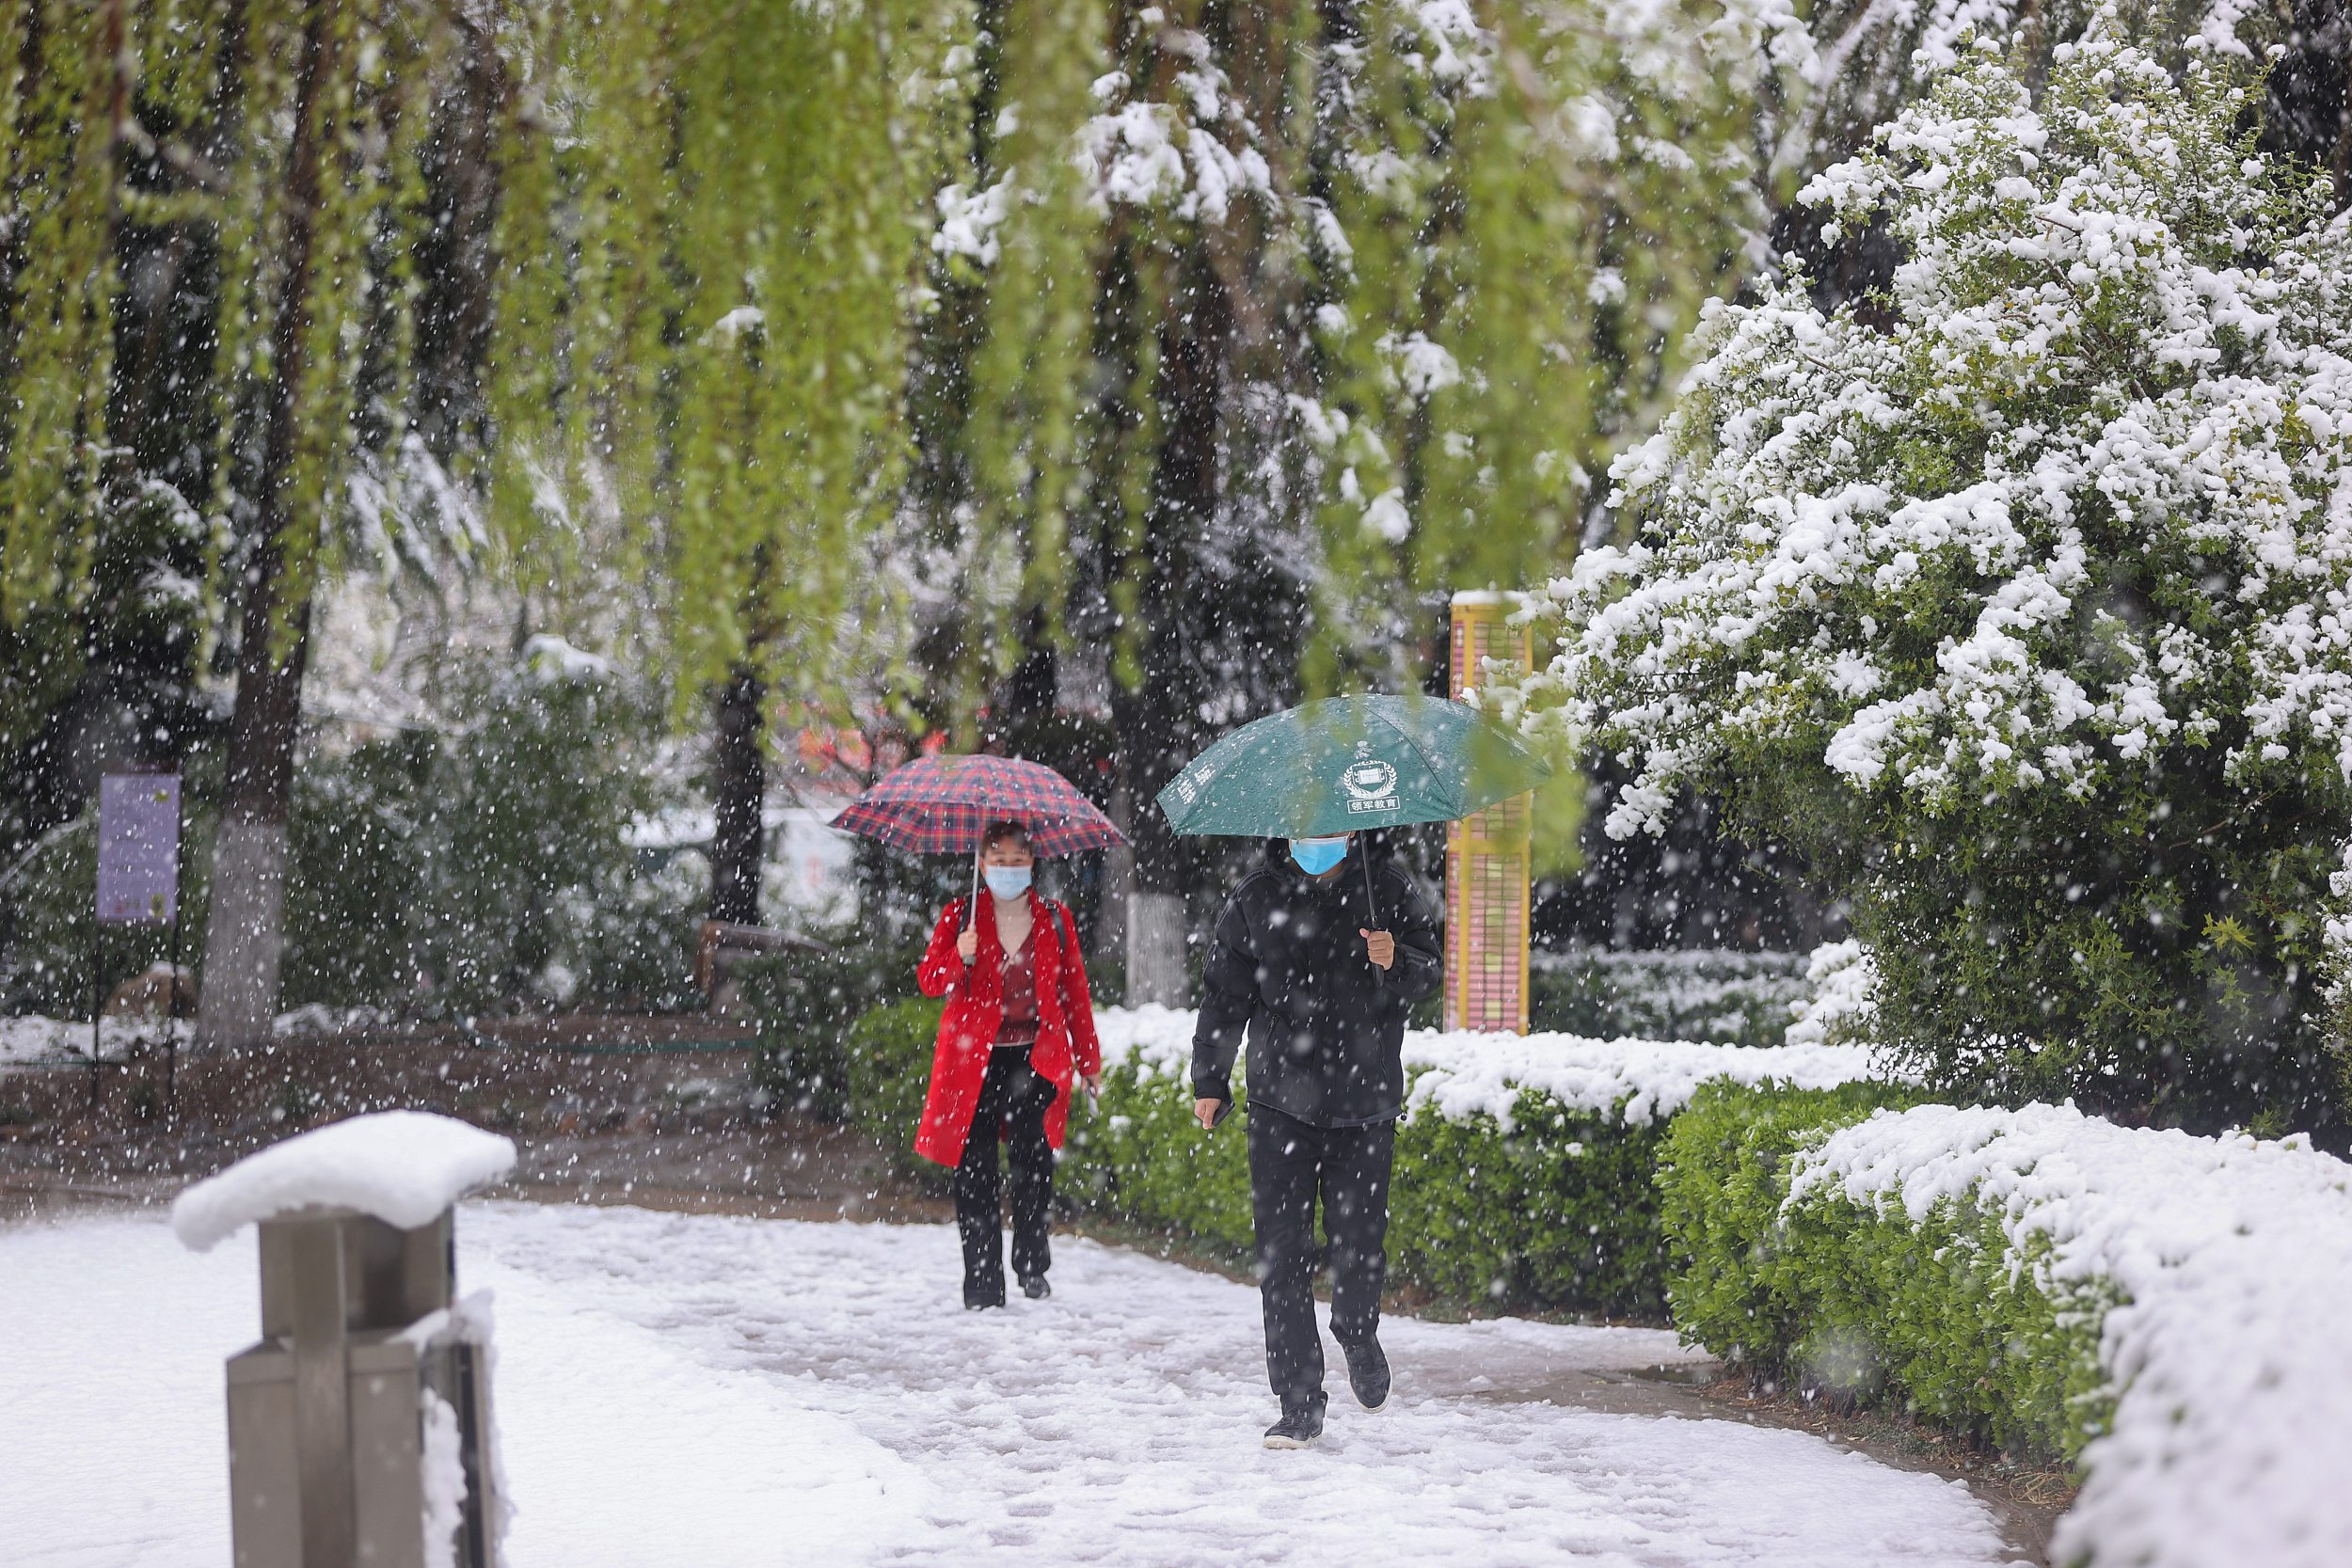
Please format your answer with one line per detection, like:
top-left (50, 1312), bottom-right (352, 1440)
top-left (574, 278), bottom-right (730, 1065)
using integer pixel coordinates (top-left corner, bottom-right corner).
top-left (1342, 758), bottom-right (1399, 813)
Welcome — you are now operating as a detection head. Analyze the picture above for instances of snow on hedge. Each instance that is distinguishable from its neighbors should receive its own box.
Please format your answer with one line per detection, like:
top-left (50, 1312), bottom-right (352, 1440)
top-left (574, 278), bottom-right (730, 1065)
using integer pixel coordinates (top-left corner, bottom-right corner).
top-left (1094, 1005), bottom-right (1887, 1128)
top-left (1791, 1101), bottom-right (2352, 1568)
top-left (172, 1110), bottom-right (516, 1252)
top-left (1404, 1030), bottom-right (1885, 1129)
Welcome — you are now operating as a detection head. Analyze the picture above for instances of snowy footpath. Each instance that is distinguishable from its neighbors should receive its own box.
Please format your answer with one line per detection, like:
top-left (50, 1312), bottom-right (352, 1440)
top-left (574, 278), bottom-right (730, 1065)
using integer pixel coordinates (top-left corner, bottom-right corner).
top-left (5, 1202), bottom-right (2024, 1568)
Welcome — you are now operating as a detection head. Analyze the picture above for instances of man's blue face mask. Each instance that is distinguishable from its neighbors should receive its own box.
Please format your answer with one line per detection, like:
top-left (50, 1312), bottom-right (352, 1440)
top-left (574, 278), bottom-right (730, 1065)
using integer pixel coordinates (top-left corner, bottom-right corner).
top-left (1290, 836), bottom-right (1349, 876)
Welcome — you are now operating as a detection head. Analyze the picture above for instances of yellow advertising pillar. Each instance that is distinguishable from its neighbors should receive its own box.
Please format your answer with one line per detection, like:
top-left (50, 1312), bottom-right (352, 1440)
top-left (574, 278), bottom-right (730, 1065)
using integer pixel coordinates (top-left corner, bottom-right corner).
top-left (1446, 591), bottom-right (1533, 1034)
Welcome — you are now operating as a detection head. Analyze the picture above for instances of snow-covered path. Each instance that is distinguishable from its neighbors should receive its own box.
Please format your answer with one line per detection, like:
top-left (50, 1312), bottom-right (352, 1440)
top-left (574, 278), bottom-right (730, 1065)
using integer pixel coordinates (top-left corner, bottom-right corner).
top-left (5, 1203), bottom-right (2024, 1567)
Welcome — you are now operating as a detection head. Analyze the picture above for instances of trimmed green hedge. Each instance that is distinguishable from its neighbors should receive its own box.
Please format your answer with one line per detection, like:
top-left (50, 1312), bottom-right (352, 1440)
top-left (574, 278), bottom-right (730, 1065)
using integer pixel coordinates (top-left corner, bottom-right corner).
top-left (1388, 1101), bottom-right (1672, 1313)
top-left (1061, 1058), bottom-right (1255, 1260)
top-left (1659, 1080), bottom-right (2116, 1460)
top-left (1068, 1062), bottom-right (1677, 1311)
top-left (840, 995), bottom-right (943, 1146)
top-left (835, 998), bottom-right (1680, 1314)
top-left (741, 943), bottom-right (926, 1120)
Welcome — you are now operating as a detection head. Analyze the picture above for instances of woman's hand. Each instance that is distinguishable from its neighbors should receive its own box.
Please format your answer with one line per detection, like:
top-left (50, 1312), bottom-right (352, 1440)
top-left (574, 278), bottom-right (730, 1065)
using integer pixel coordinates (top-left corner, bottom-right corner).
top-left (1194, 1098), bottom-right (1225, 1131)
top-left (1082, 1073), bottom-right (1103, 1096)
top-left (956, 927), bottom-right (977, 963)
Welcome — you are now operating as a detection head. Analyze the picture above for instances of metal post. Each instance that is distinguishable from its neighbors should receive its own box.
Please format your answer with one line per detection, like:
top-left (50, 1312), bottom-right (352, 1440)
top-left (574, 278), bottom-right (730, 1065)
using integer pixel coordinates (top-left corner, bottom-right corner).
top-left (289, 1220), bottom-right (356, 1568)
top-left (166, 790), bottom-right (183, 1115)
top-left (89, 915), bottom-right (102, 1108)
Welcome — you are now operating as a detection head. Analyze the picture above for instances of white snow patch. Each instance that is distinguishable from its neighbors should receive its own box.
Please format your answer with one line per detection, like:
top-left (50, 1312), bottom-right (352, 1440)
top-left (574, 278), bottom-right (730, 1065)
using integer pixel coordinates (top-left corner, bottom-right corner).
top-left (1405, 1029), bottom-right (1886, 1130)
top-left (170, 1111), bottom-right (516, 1251)
top-left (3, 1202), bottom-right (2018, 1566)
top-left (418, 1387), bottom-right (467, 1568)
top-left (1097, 1005), bottom-right (1888, 1130)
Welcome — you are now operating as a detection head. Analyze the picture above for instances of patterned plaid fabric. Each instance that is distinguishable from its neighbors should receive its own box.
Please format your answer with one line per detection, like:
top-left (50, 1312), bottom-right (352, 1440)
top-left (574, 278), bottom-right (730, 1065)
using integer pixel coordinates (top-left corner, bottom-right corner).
top-left (830, 755), bottom-right (1126, 857)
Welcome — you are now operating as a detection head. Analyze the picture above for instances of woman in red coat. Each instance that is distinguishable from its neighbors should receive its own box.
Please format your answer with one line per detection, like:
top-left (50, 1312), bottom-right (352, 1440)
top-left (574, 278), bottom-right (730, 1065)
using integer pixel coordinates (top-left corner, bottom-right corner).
top-left (916, 820), bottom-right (1103, 1308)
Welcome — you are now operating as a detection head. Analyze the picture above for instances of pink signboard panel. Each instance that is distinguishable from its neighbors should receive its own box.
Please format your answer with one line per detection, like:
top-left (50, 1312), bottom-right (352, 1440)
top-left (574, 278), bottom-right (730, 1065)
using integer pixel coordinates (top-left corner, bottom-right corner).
top-left (97, 774), bottom-right (181, 924)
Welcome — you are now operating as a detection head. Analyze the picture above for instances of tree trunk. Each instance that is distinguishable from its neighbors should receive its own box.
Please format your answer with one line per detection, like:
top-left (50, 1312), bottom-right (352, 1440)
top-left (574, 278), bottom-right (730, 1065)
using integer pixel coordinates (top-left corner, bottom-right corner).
top-left (195, 5), bottom-right (339, 1052)
top-left (1097, 774), bottom-right (1132, 962)
top-left (707, 665), bottom-right (767, 927)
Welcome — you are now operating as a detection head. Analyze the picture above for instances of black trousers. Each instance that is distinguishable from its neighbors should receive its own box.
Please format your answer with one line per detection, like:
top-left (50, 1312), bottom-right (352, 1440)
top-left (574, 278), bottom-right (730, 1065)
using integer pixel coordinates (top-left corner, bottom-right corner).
top-left (1248, 1102), bottom-right (1395, 1412)
top-left (955, 1045), bottom-right (1057, 1307)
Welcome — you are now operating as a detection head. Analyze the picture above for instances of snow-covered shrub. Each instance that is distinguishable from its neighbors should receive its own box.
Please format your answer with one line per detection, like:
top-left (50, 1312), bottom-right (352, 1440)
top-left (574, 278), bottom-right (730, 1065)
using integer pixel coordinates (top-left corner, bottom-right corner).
top-left (743, 945), bottom-right (930, 1122)
top-left (1807, 1102), bottom-right (2352, 1568)
top-left (2323, 843), bottom-right (2352, 1053)
top-left (1529, 947), bottom-right (1812, 1046)
top-left (1049, 1007), bottom-right (1888, 1312)
top-left (830, 993), bottom-right (946, 1167)
top-left (1051, 1006), bottom-right (1257, 1257)
top-left (1496, 36), bottom-right (2352, 1130)
top-left (1666, 1087), bottom-right (2352, 1563)
top-left (282, 641), bottom-right (694, 1014)
top-left (1660, 1080), bottom-right (2111, 1457)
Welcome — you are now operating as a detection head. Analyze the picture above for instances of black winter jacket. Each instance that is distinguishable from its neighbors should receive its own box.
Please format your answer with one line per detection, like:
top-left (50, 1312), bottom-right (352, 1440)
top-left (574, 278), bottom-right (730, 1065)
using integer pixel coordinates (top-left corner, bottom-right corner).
top-left (1189, 847), bottom-right (1442, 1129)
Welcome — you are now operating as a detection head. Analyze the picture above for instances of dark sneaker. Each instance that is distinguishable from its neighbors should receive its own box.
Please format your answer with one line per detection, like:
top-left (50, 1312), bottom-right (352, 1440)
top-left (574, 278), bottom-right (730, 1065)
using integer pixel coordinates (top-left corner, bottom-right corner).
top-left (1342, 1336), bottom-right (1391, 1413)
top-left (1021, 1274), bottom-right (1051, 1300)
top-left (963, 1287), bottom-right (1005, 1310)
top-left (1263, 1402), bottom-right (1325, 1449)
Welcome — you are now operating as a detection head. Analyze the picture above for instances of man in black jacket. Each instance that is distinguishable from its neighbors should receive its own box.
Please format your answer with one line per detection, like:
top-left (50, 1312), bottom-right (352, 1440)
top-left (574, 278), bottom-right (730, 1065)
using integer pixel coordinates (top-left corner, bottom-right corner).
top-left (1190, 833), bottom-right (1442, 1449)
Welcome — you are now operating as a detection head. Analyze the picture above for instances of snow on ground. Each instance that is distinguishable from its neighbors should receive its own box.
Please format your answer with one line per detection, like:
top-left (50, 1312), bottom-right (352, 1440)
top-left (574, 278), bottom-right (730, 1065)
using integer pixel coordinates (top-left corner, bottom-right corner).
top-left (0, 1016), bottom-right (177, 1067)
top-left (6, 1201), bottom-right (2022, 1568)
top-left (0, 1004), bottom-right (378, 1068)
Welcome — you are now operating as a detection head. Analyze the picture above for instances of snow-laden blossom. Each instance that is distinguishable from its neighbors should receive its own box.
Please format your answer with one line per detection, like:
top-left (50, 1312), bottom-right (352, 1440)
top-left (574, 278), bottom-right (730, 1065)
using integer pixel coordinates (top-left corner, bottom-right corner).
top-left (1783, 939), bottom-right (1878, 1046)
top-left (1495, 37), bottom-right (2352, 839)
top-left (1375, 331), bottom-right (1464, 398)
top-left (1072, 44), bottom-right (1272, 226)
top-left (932, 178), bottom-right (1012, 264)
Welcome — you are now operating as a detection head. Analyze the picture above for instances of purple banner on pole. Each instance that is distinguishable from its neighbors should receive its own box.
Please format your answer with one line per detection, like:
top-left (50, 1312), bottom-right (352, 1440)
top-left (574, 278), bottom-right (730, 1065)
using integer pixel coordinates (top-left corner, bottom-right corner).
top-left (97, 774), bottom-right (181, 924)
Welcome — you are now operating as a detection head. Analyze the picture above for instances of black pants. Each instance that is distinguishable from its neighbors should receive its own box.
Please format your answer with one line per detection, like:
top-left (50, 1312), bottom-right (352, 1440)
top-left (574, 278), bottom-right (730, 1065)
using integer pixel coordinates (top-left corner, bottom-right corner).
top-left (1248, 1102), bottom-right (1395, 1413)
top-left (955, 1045), bottom-right (1057, 1307)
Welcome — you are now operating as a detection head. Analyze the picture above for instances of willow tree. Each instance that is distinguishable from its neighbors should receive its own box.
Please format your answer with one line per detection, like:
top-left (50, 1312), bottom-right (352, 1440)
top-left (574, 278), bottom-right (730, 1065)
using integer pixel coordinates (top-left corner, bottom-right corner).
top-left (0, 2), bottom-right (485, 1046)
top-left (0, 0), bottom-right (1046, 1042)
top-left (485, 0), bottom-right (1058, 927)
top-left (907, 0), bottom-right (1799, 978)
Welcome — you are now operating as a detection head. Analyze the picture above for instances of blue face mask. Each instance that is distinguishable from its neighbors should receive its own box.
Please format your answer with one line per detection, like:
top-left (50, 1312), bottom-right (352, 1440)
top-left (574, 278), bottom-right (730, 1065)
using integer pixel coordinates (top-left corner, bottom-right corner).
top-left (983, 864), bottom-right (1033, 900)
top-left (1290, 836), bottom-right (1349, 876)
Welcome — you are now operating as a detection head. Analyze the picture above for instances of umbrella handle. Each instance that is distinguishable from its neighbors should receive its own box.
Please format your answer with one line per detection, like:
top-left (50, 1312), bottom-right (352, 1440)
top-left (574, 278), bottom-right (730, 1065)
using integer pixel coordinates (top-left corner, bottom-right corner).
top-left (1359, 834), bottom-right (1384, 990)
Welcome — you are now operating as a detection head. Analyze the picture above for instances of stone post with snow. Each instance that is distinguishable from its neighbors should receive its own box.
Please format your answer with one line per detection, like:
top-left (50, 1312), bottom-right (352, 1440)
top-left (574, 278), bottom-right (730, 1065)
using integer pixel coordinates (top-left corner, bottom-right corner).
top-left (172, 1112), bottom-right (516, 1568)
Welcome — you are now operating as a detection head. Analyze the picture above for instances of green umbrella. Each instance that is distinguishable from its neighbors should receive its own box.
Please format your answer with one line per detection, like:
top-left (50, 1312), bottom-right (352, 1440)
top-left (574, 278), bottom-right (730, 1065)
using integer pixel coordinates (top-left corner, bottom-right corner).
top-left (1156, 693), bottom-right (1552, 840)
top-left (1154, 694), bottom-right (1552, 935)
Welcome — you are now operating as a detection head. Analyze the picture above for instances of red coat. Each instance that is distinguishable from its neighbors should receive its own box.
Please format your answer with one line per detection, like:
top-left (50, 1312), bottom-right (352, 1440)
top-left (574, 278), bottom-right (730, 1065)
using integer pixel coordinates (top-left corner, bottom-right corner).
top-left (914, 892), bottom-right (1103, 1166)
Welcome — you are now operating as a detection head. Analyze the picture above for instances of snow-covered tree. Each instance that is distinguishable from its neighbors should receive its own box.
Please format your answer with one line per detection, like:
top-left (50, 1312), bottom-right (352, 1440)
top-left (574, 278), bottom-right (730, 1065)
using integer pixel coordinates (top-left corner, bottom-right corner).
top-left (1494, 34), bottom-right (2352, 1130)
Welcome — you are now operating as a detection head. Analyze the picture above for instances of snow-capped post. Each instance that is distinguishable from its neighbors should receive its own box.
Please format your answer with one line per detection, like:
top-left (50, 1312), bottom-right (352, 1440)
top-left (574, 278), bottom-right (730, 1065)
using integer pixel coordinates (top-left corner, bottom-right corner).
top-left (171, 1112), bottom-right (516, 1568)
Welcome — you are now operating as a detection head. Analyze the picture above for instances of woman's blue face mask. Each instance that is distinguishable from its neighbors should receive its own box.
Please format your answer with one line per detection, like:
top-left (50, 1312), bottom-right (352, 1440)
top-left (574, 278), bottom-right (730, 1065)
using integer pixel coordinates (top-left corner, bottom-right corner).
top-left (1290, 836), bottom-right (1349, 876)
top-left (983, 864), bottom-right (1033, 899)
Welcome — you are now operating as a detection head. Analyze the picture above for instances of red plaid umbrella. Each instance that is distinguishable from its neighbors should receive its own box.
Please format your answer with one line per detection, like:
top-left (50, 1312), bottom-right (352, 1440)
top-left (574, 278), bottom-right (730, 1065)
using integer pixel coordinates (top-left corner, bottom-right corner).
top-left (829, 755), bottom-right (1126, 858)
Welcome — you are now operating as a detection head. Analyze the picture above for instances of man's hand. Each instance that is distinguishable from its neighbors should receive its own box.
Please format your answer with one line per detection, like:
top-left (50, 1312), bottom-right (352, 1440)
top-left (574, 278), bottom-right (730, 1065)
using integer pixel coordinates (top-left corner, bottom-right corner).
top-left (1194, 1098), bottom-right (1225, 1131)
top-left (1360, 928), bottom-right (1395, 970)
top-left (956, 927), bottom-right (978, 962)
